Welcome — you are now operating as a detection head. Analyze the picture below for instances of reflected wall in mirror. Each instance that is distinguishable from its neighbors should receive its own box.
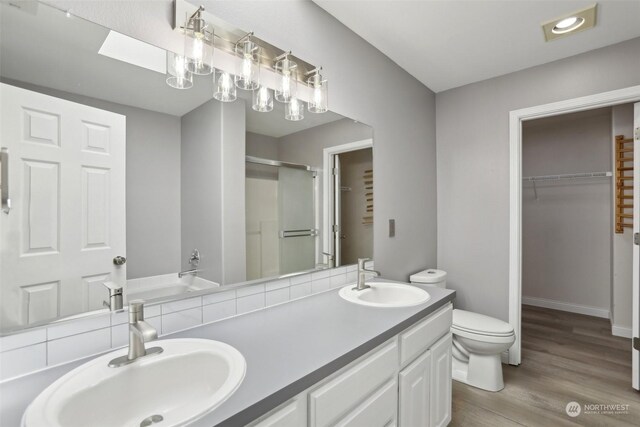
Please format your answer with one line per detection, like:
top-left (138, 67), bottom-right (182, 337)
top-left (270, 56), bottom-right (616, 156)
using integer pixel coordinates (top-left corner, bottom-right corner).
top-left (0, 1), bottom-right (372, 333)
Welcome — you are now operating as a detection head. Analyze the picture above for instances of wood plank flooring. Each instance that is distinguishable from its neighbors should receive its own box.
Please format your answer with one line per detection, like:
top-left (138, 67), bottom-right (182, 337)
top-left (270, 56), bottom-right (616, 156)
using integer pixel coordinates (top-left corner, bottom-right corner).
top-left (450, 305), bottom-right (640, 426)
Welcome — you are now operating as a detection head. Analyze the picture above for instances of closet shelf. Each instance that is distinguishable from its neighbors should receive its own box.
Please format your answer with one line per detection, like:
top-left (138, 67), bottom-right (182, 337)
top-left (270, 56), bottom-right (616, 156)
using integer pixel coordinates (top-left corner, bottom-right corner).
top-left (522, 171), bottom-right (612, 182)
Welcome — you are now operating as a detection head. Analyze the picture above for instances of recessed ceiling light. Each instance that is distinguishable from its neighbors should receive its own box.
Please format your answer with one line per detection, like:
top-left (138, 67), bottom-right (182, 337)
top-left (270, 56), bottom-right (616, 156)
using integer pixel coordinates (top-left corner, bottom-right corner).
top-left (542, 4), bottom-right (597, 42)
top-left (552, 17), bottom-right (585, 34)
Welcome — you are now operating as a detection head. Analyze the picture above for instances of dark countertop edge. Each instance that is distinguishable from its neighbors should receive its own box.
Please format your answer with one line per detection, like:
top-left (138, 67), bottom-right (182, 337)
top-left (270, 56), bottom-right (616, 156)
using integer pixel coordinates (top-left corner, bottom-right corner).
top-left (216, 290), bottom-right (456, 427)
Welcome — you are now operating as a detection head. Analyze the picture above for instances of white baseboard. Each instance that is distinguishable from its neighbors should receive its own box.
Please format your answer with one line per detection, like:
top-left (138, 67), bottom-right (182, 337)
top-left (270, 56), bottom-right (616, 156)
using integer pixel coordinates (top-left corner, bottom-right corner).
top-left (522, 296), bottom-right (610, 319)
top-left (611, 324), bottom-right (633, 338)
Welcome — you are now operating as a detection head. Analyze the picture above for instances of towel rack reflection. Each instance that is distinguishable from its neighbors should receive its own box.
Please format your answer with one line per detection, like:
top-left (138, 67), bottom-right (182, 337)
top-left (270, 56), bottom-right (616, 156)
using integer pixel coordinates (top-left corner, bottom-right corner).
top-left (279, 229), bottom-right (318, 238)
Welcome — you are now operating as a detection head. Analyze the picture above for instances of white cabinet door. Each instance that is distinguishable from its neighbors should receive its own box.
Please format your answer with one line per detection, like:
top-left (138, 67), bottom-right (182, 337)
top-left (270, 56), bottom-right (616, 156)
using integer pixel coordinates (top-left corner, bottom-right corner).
top-left (429, 333), bottom-right (452, 427)
top-left (399, 350), bottom-right (431, 427)
top-left (0, 83), bottom-right (126, 329)
top-left (251, 396), bottom-right (306, 427)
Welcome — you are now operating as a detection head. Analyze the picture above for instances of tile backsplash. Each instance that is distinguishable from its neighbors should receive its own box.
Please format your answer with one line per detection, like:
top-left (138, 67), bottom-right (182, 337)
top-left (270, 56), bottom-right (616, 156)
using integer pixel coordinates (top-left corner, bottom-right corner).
top-left (0, 265), bottom-right (358, 382)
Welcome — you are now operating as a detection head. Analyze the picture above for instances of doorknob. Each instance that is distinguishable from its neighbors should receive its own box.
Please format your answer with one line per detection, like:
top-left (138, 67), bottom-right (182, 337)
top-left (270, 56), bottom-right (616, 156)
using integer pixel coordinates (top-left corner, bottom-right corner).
top-left (113, 256), bottom-right (126, 266)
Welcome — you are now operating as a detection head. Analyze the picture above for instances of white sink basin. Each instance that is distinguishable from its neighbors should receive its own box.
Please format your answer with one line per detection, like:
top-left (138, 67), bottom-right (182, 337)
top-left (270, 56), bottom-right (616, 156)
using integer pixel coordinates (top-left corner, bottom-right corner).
top-left (339, 282), bottom-right (431, 308)
top-left (23, 338), bottom-right (246, 427)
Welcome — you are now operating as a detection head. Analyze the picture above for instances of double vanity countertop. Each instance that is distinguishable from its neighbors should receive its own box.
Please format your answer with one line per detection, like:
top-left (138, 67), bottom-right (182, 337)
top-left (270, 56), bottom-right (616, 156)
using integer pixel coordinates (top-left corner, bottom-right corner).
top-left (0, 280), bottom-right (455, 426)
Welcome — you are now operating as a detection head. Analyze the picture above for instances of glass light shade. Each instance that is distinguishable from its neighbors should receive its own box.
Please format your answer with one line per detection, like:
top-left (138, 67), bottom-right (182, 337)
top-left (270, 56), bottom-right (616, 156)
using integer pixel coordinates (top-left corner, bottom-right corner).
top-left (307, 72), bottom-right (328, 113)
top-left (166, 51), bottom-right (193, 90)
top-left (285, 97), bottom-right (304, 121)
top-left (252, 86), bottom-right (273, 112)
top-left (184, 18), bottom-right (213, 75)
top-left (274, 57), bottom-right (297, 103)
top-left (235, 39), bottom-right (260, 90)
top-left (213, 69), bottom-right (237, 102)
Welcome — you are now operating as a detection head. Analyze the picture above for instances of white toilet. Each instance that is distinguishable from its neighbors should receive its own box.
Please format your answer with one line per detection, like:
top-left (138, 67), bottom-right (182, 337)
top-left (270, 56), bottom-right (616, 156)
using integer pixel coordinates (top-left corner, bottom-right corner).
top-left (410, 269), bottom-right (515, 392)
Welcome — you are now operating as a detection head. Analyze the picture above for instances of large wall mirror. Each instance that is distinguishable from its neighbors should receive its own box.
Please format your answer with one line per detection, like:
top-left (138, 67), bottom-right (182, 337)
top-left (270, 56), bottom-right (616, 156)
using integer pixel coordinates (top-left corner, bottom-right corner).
top-left (0, 1), bottom-right (373, 333)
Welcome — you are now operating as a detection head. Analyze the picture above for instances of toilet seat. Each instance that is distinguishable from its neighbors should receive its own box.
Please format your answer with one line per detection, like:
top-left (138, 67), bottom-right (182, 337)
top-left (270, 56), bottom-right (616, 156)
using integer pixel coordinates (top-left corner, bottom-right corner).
top-left (452, 309), bottom-right (514, 337)
top-left (451, 326), bottom-right (515, 344)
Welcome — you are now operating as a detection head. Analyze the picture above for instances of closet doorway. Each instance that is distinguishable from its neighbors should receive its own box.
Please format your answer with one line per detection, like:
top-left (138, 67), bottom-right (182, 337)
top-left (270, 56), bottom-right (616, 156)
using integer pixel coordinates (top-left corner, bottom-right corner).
top-left (509, 86), bottom-right (640, 391)
top-left (322, 139), bottom-right (373, 267)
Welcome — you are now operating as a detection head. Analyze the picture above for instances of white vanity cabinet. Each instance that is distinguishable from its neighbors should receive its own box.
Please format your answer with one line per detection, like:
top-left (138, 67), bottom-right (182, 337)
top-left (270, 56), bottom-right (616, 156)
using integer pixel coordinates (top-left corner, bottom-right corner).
top-left (247, 303), bottom-right (453, 427)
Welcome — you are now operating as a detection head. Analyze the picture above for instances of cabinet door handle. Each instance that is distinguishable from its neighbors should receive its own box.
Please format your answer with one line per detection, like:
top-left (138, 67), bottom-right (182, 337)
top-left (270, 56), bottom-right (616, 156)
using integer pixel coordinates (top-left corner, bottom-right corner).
top-left (1, 148), bottom-right (10, 214)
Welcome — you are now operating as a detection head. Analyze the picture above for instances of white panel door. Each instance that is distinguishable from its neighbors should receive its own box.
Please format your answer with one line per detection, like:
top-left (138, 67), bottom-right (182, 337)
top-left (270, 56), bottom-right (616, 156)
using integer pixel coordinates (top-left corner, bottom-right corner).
top-left (0, 83), bottom-right (126, 329)
top-left (633, 102), bottom-right (640, 391)
top-left (429, 333), bottom-right (452, 427)
top-left (399, 350), bottom-right (431, 427)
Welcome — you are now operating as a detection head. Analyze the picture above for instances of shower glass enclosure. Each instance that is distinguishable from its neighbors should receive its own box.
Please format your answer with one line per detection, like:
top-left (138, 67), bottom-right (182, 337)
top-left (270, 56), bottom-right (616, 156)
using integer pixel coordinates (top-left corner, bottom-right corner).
top-left (245, 158), bottom-right (316, 280)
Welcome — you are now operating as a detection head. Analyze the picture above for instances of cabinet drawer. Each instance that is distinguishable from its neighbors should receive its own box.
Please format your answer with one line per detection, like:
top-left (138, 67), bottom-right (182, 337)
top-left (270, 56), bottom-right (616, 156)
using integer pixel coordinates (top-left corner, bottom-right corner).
top-left (335, 379), bottom-right (398, 427)
top-left (309, 339), bottom-right (399, 427)
top-left (399, 303), bottom-right (452, 366)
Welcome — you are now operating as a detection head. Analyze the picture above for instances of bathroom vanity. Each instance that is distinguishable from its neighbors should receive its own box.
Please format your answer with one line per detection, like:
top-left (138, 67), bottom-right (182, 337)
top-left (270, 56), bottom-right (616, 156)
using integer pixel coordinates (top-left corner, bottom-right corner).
top-left (0, 281), bottom-right (454, 427)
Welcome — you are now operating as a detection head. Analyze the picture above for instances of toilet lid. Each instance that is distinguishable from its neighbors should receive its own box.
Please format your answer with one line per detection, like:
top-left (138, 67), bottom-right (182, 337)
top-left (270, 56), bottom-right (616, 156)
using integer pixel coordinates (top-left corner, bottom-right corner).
top-left (452, 309), bottom-right (514, 337)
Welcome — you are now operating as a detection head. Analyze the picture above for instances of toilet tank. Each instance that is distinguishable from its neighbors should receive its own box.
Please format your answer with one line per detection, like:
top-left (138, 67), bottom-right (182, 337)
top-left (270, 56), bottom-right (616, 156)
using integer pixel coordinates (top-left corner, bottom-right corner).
top-left (409, 269), bottom-right (447, 288)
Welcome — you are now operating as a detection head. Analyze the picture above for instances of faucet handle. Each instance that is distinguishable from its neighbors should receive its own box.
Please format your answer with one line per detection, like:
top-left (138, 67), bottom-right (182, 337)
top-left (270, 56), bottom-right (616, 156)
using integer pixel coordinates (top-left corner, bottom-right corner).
top-left (358, 258), bottom-right (371, 268)
top-left (128, 299), bottom-right (146, 322)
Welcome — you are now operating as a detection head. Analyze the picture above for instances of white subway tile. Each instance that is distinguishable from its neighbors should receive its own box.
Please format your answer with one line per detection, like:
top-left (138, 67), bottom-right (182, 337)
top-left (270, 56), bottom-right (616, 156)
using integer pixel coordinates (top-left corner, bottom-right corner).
top-left (47, 314), bottom-right (111, 340)
top-left (237, 293), bottom-right (265, 314)
top-left (290, 282), bottom-right (312, 300)
top-left (0, 329), bottom-right (47, 352)
top-left (265, 278), bottom-right (290, 292)
top-left (47, 328), bottom-right (111, 366)
top-left (331, 266), bottom-right (348, 276)
top-left (346, 264), bottom-right (357, 273)
top-left (346, 271), bottom-right (357, 284)
top-left (266, 288), bottom-right (290, 307)
top-left (236, 284), bottom-right (264, 297)
top-left (161, 308), bottom-right (202, 335)
top-left (203, 300), bottom-right (236, 324)
top-left (0, 343), bottom-right (46, 381)
top-left (290, 273), bottom-right (312, 285)
top-left (161, 297), bottom-right (201, 315)
top-left (311, 269), bottom-right (332, 281)
top-left (202, 289), bottom-right (236, 305)
top-left (330, 274), bottom-right (347, 288)
top-left (311, 277), bottom-right (331, 294)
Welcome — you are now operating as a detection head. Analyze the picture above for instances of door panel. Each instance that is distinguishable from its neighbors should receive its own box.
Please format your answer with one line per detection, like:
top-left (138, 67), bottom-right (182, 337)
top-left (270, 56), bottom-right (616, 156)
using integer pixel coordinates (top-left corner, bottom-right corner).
top-left (0, 83), bottom-right (126, 329)
top-left (278, 167), bottom-right (315, 275)
top-left (633, 101), bottom-right (640, 390)
top-left (399, 350), bottom-right (431, 427)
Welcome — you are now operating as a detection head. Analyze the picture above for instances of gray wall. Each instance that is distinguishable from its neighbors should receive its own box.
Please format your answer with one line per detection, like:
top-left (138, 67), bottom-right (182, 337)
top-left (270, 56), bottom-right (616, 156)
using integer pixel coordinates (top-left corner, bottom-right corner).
top-left (181, 99), bottom-right (246, 285)
top-left (246, 132), bottom-right (279, 159)
top-left (436, 37), bottom-right (640, 321)
top-left (522, 110), bottom-right (611, 313)
top-left (1, 78), bottom-right (182, 279)
top-left (50, 0), bottom-right (438, 282)
top-left (278, 118), bottom-right (372, 168)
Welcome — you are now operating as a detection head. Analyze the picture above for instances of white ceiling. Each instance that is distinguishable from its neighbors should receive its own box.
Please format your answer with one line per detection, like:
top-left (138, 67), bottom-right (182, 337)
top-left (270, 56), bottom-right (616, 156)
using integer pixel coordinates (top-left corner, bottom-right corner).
top-left (314, 0), bottom-right (640, 92)
top-left (0, 2), bottom-right (344, 137)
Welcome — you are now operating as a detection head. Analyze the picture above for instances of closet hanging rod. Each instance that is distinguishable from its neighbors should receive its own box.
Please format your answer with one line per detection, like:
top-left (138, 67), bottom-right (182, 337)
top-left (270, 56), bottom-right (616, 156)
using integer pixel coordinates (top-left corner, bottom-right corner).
top-left (522, 171), bottom-right (613, 182)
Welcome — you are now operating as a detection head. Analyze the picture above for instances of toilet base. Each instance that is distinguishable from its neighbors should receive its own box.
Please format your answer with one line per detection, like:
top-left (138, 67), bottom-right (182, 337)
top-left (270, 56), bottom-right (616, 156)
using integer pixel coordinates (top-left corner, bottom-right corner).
top-left (452, 353), bottom-right (505, 392)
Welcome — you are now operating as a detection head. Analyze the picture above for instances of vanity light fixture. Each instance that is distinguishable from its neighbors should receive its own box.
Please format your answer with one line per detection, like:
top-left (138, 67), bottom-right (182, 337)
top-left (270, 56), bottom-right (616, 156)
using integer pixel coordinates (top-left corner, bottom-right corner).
top-left (542, 4), bottom-right (597, 42)
top-left (274, 51), bottom-right (297, 103)
top-left (183, 6), bottom-right (214, 75)
top-left (166, 51), bottom-right (193, 89)
top-left (285, 97), bottom-right (304, 121)
top-left (235, 33), bottom-right (260, 90)
top-left (306, 68), bottom-right (328, 113)
top-left (213, 69), bottom-right (237, 102)
top-left (252, 86), bottom-right (274, 112)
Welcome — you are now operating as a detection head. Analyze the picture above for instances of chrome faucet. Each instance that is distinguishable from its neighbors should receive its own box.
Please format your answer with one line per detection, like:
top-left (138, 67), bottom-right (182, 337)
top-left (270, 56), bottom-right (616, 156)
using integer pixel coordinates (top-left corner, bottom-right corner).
top-left (179, 249), bottom-right (200, 278)
top-left (108, 301), bottom-right (163, 367)
top-left (354, 258), bottom-right (381, 291)
top-left (102, 281), bottom-right (123, 311)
